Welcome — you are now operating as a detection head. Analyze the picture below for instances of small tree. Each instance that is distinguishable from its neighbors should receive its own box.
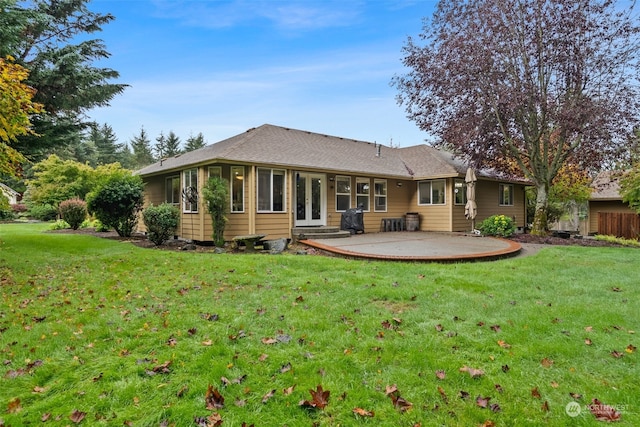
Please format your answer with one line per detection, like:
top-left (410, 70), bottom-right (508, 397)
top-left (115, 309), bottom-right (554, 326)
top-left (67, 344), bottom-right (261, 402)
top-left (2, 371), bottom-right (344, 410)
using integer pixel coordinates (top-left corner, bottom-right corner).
top-left (142, 203), bottom-right (180, 246)
top-left (87, 175), bottom-right (144, 237)
top-left (620, 166), bottom-right (640, 214)
top-left (202, 176), bottom-right (229, 247)
top-left (59, 198), bottom-right (87, 230)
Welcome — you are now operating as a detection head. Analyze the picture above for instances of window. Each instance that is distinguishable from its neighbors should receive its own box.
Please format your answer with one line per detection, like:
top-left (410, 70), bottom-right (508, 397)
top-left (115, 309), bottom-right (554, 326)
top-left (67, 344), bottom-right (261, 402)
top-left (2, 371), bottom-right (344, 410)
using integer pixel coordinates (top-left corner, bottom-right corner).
top-left (418, 179), bottom-right (446, 205)
top-left (336, 176), bottom-right (351, 211)
top-left (257, 168), bottom-right (285, 212)
top-left (183, 168), bottom-right (198, 212)
top-left (231, 166), bottom-right (244, 212)
top-left (454, 179), bottom-right (467, 205)
top-left (356, 178), bottom-right (370, 211)
top-left (166, 176), bottom-right (180, 205)
top-left (374, 180), bottom-right (387, 212)
top-left (208, 166), bottom-right (221, 179)
top-left (499, 183), bottom-right (514, 206)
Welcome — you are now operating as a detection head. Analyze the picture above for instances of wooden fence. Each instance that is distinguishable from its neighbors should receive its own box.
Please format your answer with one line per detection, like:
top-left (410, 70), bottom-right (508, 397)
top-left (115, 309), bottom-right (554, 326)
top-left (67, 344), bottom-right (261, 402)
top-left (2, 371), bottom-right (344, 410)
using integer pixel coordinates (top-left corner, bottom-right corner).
top-left (598, 212), bottom-right (640, 239)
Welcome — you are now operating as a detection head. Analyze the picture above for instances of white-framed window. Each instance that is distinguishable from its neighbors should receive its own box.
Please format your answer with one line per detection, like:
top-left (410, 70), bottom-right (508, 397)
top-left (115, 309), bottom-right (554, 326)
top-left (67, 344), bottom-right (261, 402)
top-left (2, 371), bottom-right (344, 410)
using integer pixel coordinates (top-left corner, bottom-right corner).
top-left (418, 179), bottom-right (446, 205)
top-left (231, 166), bottom-right (244, 212)
top-left (182, 168), bottom-right (198, 213)
top-left (336, 176), bottom-right (351, 211)
top-left (166, 175), bottom-right (180, 206)
top-left (257, 168), bottom-right (285, 212)
top-left (374, 179), bottom-right (387, 212)
top-left (499, 183), bottom-right (514, 206)
top-left (356, 177), bottom-right (370, 211)
top-left (454, 179), bottom-right (467, 205)
top-left (208, 166), bottom-right (222, 178)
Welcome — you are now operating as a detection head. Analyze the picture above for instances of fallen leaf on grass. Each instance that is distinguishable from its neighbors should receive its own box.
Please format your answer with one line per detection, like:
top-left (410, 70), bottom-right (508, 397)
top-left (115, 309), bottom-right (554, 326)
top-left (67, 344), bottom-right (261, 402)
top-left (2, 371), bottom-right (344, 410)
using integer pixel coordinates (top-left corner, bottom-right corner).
top-left (531, 387), bottom-right (541, 399)
top-left (459, 365), bottom-right (485, 378)
top-left (353, 407), bottom-right (375, 417)
top-left (385, 384), bottom-right (412, 412)
top-left (437, 386), bottom-right (448, 403)
top-left (33, 386), bottom-right (46, 393)
top-left (542, 400), bottom-right (550, 412)
top-left (283, 384), bottom-right (296, 395)
top-left (261, 337), bottom-right (278, 345)
top-left (69, 409), bottom-right (86, 423)
top-left (540, 358), bottom-right (554, 368)
top-left (476, 396), bottom-right (491, 408)
top-left (585, 338), bottom-right (593, 345)
top-left (626, 344), bottom-right (636, 353)
top-left (589, 398), bottom-right (621, 422)
top-left (7, 398), bottom-right (21, 413)
top-left (146, 360), bottom-right (171, 376)
top-left (497, 340), bottom-right (511, 348)
top-left (41, 412), bottom-right (51, 421)
top-left (300, 385), bottom-right (330, 410)
top-left (435, 370), bottom-right (446, 380)
top-left (435, 324), bottom-right (444, 332)
top-left (262, 389), bottom-right (276, 403)
top-left (490, 324), bottom-right (501, 332)
top-left (205, 385), bottom-right (224, 409)
top-left (610, 350), bottom-right (624, 358)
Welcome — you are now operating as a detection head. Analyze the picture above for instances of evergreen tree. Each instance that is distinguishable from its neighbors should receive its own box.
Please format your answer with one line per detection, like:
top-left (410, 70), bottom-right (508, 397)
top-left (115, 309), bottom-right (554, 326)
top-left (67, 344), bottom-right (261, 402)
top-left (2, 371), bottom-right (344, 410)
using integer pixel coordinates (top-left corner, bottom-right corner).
top-left (154, 132), bottom-right (166, 160)
top-left (90, 123), bottom-right (123, 166)
top-left (184, 132), bottom-right (206, 152)
top-left (164, 131), bottom-right (182, 157)
top-left (2, 0), bottom-right (127, 161)
top-left (130, 127), bottom-right (154, 169)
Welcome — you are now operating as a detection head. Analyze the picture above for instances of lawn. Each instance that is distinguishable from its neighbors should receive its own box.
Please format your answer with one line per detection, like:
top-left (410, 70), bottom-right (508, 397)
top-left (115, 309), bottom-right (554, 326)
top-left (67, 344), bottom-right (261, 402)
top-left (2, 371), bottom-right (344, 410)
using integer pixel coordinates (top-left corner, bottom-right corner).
top-left (0, 223), bottom-right (638, 426)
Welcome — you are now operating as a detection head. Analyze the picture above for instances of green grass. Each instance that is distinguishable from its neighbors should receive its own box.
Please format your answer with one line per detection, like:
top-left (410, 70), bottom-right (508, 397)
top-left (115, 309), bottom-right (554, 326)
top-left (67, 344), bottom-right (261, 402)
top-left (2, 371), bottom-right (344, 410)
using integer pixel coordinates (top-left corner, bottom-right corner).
top-left (1, 223), bottom-right (638, 426)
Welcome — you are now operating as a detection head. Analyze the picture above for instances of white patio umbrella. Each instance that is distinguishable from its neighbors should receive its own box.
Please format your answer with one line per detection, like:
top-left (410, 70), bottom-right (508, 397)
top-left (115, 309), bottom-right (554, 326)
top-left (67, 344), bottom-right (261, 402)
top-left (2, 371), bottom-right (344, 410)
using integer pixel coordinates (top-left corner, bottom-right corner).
top-left (464, 167), bottom-right (478, 231)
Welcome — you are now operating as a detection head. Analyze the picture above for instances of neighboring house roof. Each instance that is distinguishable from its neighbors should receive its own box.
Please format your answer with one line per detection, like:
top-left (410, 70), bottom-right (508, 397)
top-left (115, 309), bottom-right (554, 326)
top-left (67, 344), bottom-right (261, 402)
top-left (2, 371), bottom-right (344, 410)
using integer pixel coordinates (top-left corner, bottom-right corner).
top-left (591, 170), bottom-right (625, 201)
top-left (137, 124), bottom-right (516, 182)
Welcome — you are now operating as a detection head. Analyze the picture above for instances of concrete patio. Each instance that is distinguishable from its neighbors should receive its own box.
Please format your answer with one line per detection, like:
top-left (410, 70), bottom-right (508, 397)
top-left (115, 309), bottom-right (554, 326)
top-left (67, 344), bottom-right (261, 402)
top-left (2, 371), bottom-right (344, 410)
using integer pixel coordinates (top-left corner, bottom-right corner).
top-left (299, 231), bottom-right (522, 262)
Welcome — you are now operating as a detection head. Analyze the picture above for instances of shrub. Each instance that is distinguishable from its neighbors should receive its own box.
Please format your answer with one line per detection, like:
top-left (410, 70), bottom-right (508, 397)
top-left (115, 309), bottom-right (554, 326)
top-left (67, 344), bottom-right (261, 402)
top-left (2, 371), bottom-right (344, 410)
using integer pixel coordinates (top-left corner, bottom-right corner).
top-left (49, 219), bottom-right (70, 230)
top-left (480, 214), bottom-right (516, 237)
top-left (11, 203), bottom-right (27, 214)
top-left (29, 204), bottom-right (58, 221)
top-left (86, 175), bottom-right (144, 237)
top-left (142, 203), bottom-right (180, 246)
top-left (202, 176), bottom-right (229, 247)
top-left (0, 194), bottom-right (12, 220)
top-left (59, 198), bottom-right (87, 230)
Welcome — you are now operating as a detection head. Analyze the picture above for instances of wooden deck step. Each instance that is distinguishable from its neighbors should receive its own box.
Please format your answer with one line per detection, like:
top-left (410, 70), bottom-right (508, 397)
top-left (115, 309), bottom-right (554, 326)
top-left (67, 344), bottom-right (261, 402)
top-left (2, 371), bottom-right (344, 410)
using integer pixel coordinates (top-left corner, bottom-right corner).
top-left (292, 226), bottom-right (352, 241)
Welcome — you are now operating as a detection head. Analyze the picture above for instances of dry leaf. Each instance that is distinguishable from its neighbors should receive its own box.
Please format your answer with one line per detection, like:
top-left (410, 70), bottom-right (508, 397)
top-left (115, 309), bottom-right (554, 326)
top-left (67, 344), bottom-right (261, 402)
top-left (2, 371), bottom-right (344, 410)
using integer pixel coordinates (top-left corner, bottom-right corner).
top-left (437, 386), bottom-right (448, 403)
top-left (69, 409), bottom-right (86, 423)
top-left (540, 358), bottom-right (554, 368)
top-left (490, 324), bottom-right (501, 332)
top-left (531, 387), bottom-right (541, 399)
top-left (585, 338), bottom-right (593, 345)
top-left (205, 385), bottom-right (224, 409)
top-left (610, 350), bottom-right (624, 358)
top-left (262, 389), bottom-right (276, 404)
top-left (541, 400), bottom-right (550, 412)
top-left (459, 365), bottom-right (485, 378)
top-left (625, 344), bottom-right (636, 353)
top-left (390, 393), bottom-right (413, 412)
top-left (7, 398), bottom-right (21, 414)
top-left (300, 385), bottom-right (330, 409)
top-left (589, 398), bottom-right (622, 421)
top-left (353, 407), bottom-right (375, 417)
top-left (435, 370), bottom-right (446, 380)
top-left (261, 337), bottom-right (278, 345)
top-left (476, 396), bottom-right (491, 408)
top-left (497, 340), bottom-right (511, 348)
top-left (283, 384), bottom-right (296, 395)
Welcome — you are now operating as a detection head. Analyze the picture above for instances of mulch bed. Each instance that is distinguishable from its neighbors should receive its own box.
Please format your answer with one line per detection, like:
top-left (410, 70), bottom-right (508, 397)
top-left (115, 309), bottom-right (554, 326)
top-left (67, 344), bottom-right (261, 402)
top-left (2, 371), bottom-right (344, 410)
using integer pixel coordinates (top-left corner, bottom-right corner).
top-left (508, 233), bottom-right (632, 248)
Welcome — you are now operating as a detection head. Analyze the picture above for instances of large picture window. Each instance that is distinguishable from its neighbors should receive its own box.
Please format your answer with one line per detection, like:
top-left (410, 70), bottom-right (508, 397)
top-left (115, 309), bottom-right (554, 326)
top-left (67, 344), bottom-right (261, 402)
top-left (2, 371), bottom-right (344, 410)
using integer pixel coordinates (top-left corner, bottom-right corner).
top-left (499, 183), bottom-right (514, 206)
top-left (182, 168), bottom-right (198, 213)
top-left (374, 179), bottom-right (387, 212)
top-left (356, 178), bottom-right (370, 211)
top-left (257, 168), bottom-right (285, 212)
top-left (418, 179), bottom-right (446, 205)
top-left (336, 176), bottom-right (351, 211)
top-left (166, 176), bottom-right (180, 205)
top-left (231, 166), bottom-right (244, 212)
top-left (454, 179), bottom-right (467, 205)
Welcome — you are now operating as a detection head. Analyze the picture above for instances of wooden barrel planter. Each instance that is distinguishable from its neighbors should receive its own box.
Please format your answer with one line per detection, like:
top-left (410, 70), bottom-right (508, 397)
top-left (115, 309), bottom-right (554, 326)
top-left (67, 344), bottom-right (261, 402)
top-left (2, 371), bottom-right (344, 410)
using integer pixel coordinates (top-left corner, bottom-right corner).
top-left (406, 213), bottom-right (420, 231)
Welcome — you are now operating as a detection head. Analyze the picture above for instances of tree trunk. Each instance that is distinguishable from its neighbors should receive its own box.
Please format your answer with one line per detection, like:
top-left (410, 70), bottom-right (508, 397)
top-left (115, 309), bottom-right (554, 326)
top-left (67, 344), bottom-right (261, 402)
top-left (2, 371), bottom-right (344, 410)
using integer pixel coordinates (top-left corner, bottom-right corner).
top-left (531, 183), bottom-right (549, 235)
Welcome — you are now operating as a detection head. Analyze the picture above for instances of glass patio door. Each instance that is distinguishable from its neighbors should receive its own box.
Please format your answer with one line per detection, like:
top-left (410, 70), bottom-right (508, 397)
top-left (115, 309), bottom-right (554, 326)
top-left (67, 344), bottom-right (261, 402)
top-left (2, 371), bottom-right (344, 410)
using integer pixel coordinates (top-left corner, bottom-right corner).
top-left (295, 172), bottom-right (325, 226)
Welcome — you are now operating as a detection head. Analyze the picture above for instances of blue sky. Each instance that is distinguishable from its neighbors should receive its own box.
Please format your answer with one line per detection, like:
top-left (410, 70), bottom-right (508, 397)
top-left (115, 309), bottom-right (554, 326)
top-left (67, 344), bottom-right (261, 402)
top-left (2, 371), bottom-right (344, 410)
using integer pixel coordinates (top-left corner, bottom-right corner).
top-left (87, 0), bottom-right (437, 148)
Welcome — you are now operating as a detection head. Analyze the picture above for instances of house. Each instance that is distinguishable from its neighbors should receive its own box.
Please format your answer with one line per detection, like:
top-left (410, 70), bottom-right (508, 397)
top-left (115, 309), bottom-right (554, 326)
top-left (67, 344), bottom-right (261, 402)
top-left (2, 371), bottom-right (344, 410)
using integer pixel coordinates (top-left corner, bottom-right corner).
top-left (0, 183), bottom-right (20, 205)
top-left (588, 170), bottom-right (639, 238)
top-left (136, 124), bottom-right (527, 242)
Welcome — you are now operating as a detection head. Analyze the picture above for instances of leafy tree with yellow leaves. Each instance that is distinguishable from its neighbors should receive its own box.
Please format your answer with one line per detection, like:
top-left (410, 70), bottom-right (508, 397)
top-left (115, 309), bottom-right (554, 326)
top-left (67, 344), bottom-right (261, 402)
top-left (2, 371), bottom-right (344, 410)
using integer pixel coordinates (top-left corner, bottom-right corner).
top-left (0, 56), bottom-right (42, 176)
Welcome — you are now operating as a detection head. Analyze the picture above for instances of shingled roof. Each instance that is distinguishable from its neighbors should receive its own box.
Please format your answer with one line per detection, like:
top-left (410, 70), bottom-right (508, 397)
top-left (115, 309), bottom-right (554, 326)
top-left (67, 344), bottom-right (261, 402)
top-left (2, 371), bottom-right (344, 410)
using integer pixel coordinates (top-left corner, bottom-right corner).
top-left (590, 170), bottom-right (625, 200)
top-left (137, 124), bottom-right (470, 179)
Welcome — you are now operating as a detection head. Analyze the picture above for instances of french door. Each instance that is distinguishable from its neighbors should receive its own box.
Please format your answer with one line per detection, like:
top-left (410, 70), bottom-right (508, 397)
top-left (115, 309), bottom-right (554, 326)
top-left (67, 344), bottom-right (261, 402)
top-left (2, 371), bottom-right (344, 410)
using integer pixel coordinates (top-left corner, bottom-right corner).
top-left (295, 172), bottom-right (325, 226)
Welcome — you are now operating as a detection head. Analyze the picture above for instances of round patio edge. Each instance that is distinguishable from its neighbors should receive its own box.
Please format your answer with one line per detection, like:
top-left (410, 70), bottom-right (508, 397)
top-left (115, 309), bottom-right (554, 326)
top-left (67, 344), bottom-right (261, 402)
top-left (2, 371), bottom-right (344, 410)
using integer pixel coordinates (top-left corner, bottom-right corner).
top-left (299, 232), bottom-right (522, 262)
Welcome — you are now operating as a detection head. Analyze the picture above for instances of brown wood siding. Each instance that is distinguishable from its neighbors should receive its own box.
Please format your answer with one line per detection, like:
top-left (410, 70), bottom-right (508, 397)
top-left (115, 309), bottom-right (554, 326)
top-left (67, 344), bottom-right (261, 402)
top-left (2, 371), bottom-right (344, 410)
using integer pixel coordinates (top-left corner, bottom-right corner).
top-left (138, 175), bottom-right (167, 233)
top-left (589, 200), bottom-right (636, 235)
top-left (597, 212), bottom-right (640, 239)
